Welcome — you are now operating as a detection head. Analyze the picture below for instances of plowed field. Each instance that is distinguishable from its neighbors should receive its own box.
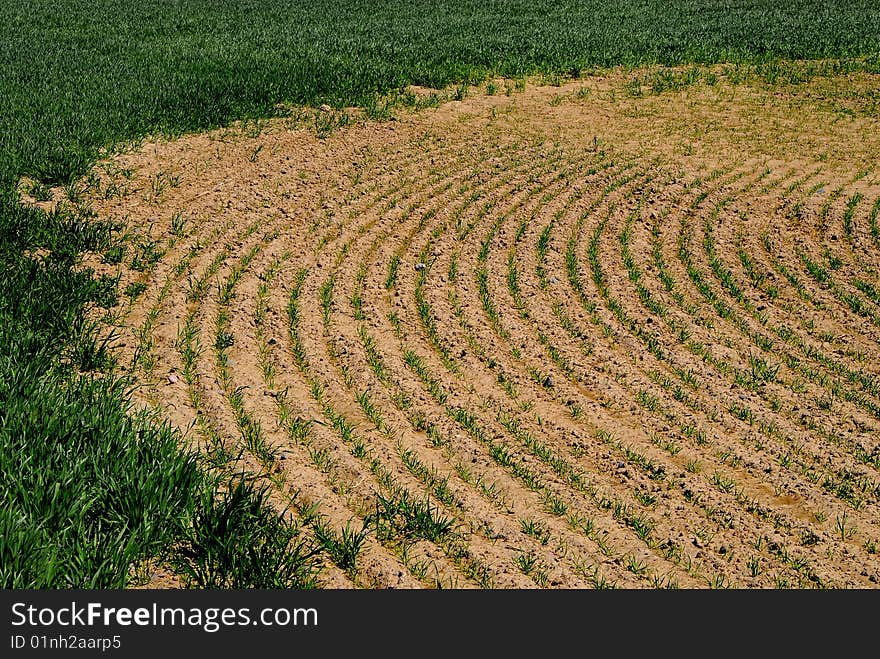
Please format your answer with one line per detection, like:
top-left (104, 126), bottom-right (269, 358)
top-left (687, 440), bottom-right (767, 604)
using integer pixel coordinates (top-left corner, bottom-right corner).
top-left (70, 69), bottom-right (880, 588)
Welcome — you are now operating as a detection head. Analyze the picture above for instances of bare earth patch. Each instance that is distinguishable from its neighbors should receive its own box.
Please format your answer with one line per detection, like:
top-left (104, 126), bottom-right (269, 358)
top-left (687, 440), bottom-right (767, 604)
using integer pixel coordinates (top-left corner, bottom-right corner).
top-left (71, 66), bottom-right (880, 588)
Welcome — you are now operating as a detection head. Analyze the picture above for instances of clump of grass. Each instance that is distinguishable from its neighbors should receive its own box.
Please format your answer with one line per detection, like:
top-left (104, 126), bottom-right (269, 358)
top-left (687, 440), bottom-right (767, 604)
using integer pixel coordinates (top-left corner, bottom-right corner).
top-left (173, 479), bottom-right (322, 588)
top-left (312, 518), bottom-right (369, 574)
top-left (520, 518), bottom-right (551, 545)
top-left (125, 281), bottom-right (147, 299)
top-left (369, 491), bottom-right (455, 543)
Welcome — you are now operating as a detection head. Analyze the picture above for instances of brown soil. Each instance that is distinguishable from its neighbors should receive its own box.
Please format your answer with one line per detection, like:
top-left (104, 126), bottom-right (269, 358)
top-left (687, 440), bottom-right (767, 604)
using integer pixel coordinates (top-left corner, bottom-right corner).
top-left (65, 66), bottom-right (880, 588)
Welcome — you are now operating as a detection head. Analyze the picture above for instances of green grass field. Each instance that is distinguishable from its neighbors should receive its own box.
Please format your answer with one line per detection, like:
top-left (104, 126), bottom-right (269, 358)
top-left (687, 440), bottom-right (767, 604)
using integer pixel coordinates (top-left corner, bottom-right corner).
top-left (3, 0), bottom-right (879, 186)
top-left (2, 0), bottom-right (879, 588)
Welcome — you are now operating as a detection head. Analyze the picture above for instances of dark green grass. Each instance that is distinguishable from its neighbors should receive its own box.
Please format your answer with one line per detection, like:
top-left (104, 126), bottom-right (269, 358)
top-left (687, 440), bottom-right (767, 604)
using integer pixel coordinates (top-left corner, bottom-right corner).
top-left (2, 0), bottom-right (880, 589)
top-left (0, 372), bottom-right (201, 588)
top-left (0, 363), bottom-right (322, 588)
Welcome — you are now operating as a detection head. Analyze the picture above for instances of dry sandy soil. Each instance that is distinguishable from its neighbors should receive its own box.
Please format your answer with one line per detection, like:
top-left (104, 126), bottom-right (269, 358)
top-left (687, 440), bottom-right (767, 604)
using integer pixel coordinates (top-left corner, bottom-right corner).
top-left (48, 66), bottom-right (880, 588)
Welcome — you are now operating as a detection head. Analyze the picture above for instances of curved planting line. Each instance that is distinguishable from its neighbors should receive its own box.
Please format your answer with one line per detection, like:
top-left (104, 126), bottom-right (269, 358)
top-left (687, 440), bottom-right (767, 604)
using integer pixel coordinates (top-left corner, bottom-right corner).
top-left (397, 152), bottom-right (706, 587)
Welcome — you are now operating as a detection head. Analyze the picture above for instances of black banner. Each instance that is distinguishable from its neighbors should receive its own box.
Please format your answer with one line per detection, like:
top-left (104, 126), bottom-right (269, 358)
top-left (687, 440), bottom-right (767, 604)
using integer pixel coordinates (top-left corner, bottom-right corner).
top-left (1, 589), bottom-right (873, 656)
